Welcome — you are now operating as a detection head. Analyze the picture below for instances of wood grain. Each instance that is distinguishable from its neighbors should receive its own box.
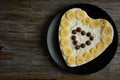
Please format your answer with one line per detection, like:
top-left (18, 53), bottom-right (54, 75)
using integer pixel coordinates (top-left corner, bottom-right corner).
top-left (0, 0), bottom-right (120, 79)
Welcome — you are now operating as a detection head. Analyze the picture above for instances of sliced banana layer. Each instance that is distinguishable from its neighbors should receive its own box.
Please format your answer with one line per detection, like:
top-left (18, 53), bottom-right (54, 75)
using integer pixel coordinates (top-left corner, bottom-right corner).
top-left (63, 47), bottom-right (72, 57)
top-left (59, 8), bottom-right (114, 67)
top-left (102, 36), bottom-right (112, 45)
top-left (76, 9), bottom-right (87, 20)
top-left (60, 38), bottom-right (70, 47)
top-left (90, 20), bottom-right (100, 28)
top-left (100, 19), bottom-right (109, 27)
top-left (76, 55), bottom-right (85, 65)
top-left (61, 19), bottom-right (70, 28)
top-left (67, 56), bottom-right (75, 65)
top-left (90, 48), bottom-right (99, 57)
top-left (66, 10), bottom-right (75, 20)
top-left (84, 52), bottom-right (93, 62)
top-left (60, 29), bottom-right (69, 37)
top-left (83, 17), bottom-right (91, 26)
top-left (103, 26), bottom-right (113, 35)
top-left (97, 42), bottom-right (106, 51)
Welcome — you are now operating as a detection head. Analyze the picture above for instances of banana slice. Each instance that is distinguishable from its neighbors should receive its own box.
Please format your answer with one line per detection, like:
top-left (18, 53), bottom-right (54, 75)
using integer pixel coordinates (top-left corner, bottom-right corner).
top-left (61, 19), bottom-right (70, 28)
top-left (100, 19), bottom-right (109, 27)
top-left (90, 20), bottom-right (100, 28)
top-left (63, 47), bottom-right (72, 57)
top-left (67, 56), bottom-right (75, 65)
top-left (90, 48), bottom-right (99, 57)
top-left (102, 36), bottom-right (112, 45)
top-left (103, 26), bottom-right (113, 35)
top-left (97, 42), bottom-right (106, 52)
top-left (66, 10), bottom-right (75, 20)
top-left (83, 17), bottom-right (91, 25)
top-left (60, 29), bottom-right (69, 37)
top-left (84, 52), bottom-right (93, 62)
top-left (76, 55), bottom-right (85, 65)
top-left (60, 38), bottom-right (70, 47)
top-left (76, 9), bottom-right (87, 20)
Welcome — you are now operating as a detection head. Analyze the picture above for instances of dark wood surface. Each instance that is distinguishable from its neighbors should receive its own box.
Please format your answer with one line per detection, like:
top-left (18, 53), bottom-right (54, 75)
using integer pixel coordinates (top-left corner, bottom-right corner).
top-left (0, 0), bottom-right (120, 79)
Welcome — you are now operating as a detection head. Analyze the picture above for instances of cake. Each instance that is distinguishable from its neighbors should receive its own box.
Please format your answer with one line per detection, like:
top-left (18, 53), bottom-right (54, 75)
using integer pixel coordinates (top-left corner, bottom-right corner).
top-left (59, 8), bottom-right (114, 67)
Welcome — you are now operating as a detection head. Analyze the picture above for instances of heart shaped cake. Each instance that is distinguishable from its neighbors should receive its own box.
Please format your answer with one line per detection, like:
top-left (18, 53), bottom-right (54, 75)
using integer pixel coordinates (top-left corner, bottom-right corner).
top-left (59, 8), bottom-right (114, 67)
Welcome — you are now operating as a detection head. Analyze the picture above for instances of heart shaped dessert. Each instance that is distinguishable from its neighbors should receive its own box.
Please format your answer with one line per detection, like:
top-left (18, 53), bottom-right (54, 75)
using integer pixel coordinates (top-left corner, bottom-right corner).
top-left (59, 8), bottom-right (114, 67)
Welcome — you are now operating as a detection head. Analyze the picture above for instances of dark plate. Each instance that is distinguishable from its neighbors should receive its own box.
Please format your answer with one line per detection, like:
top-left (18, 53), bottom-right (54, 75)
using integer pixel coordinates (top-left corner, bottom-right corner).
top-left (47, 4), bottom-right (118, 74)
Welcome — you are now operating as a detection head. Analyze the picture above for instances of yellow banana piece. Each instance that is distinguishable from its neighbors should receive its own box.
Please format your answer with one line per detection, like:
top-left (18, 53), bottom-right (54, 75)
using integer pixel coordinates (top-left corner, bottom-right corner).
top-left (76, 55), bottom-right (85, 65)
top-left (84, 52), bottom-right (93, 62)
top-left (60, 38), bottom-right (70, 47)
top-left (90, 20), bottom-right (100, 28)
top-left (63, 47), bottom-right (72, 57)
top-left (100, 19), bottom-right (109, 27)
top-left (67, 56), bottom-right (75, 65)
top-left (97, 42), bottom-right (106, 52)
top-left (103, 26), bottom-right (113, 35)
top-left (66, 10), bottom-right (75, 20)
top-left (83, 17), bottom-right (91, 26)
top-left (60, 29), bottom-right (69, 37)
top-left (61, 19), bottom-right (70, 28)
top-left (102, 36), bottom-right (112, 45)
top-left (90, 48), bottom-right (99, 57)
top-left (76, 9), bottom-right (87, 20)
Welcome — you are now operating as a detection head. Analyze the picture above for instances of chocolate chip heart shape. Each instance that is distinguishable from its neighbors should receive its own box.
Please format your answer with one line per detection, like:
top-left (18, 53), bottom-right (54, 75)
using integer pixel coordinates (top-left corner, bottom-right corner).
top-left (71, 27), bottom-right (94, 50)
top-left (59, 8), bottom-right (114, 67)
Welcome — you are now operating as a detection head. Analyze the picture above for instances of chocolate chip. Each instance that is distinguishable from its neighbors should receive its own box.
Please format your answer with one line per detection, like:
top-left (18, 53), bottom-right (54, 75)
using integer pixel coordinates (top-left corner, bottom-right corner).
top-left (80, 43), bottom-right (86, 48)
top-left (71, 36), bottom-right (76, 40)
top-left (86, 40), bottom-right (91, 45)
top-left (75, 45), bottom-right (80, 50)
top-left (76, 27), bottom-right (81, 32)
top-left (86, 32), bottom-right (91, 37)
top-left (90, 36), bottom-right (94, 41)
top-left (81, 31), bottom-right (86, 35)
top-left (72, 30), bottom-right (77, 34)
top-left (73, 40), bottom-right (78, 45)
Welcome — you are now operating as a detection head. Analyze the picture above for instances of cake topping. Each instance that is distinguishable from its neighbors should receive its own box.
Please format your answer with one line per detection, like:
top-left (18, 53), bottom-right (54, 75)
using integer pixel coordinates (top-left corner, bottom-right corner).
top-left (71, 27), bottom-right (94, 50)
top-left (90, 36), bottom-right (94, 41)
top-left (76, 27), bottom-right (81, 32)
top-left (72, 30), bottom-right (77, 34)
top-left (75, 45), bottom-right (80, 50)
top-left (86, 40), bottom-right (91, 45)
top-left (71, 36), bottom-right (76, 40)
top-left (86, 32), bottom-right (91, 37)
top-left (81, 43), bottom-right (86, 48)
top-left (81, 31), bottom-right (86, 35)
top-left (73, 40), bottom-right (78, 45)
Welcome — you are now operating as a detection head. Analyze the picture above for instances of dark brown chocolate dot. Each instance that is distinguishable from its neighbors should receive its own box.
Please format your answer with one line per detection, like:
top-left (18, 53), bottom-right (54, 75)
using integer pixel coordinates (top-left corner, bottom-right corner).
top-left (72, 30), bottom-right (77, 34)
top-left (76, 27), bottom-right (81, 32)
top-left (71, 36), bottom-right (76, 40)
top-left (86, 40), bottom-right (91, 45)
top-left (81, 31), bottom-right (86, 35)
top-left (80, 43), bottom-right (86, 48)
top-left (75, 45), bottom-right (80, 50)
top-left (86, 32), bottom-right (91, 37)
top-left (90, 36), bottom-right (94, 41)
top-left (73, 40), bottom-right (78, 45)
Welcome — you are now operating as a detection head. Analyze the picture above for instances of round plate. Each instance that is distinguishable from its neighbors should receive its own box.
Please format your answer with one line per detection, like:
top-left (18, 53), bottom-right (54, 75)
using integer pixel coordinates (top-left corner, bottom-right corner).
top-left (47, 4), bottom-right (118, 74)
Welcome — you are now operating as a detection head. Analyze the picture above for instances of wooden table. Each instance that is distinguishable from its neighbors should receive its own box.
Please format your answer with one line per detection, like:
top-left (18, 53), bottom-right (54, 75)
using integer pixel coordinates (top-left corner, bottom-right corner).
top-left (0, 0), bottom-right (120, 79)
